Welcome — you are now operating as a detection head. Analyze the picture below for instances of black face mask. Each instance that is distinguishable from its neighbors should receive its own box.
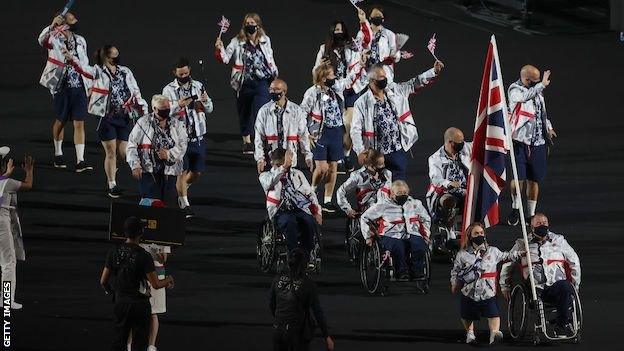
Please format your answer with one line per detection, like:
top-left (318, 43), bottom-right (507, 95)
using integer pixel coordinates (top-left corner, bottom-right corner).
top-left (110, 56), bottom-right (120, 66)
top-left (68, 22), bottom-right (79, 32)
top-left (333, 32), bottom-right (345, 42)
top-left (370, 16), bottom-right (384, 26)
top-left (245, 25), bottom-right (257, 35)
top-left (325, 78), bottom-right (336, 88)
top-left (528, 81), bottom-right (539, 88)
top-left (533, 225), bottom-right (549, 238)
top-left (156, 109), bottom-right (170, 119)
top-left (375, 78), bottom-right (388, 89)
top-left (471, 235), bottom-right (486, 246)
top-left (395, 195), bottom-right (408, 206)
top-left (269, 92), bottom-right (283, 102)
top-left (452, 141), bottom-right (465, 153)
top-left (177, 76), bottom-right (191, 85)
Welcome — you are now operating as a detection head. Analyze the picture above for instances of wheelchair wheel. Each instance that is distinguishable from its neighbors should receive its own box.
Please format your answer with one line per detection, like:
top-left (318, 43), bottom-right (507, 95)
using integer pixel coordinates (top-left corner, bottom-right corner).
top-left (571, 288), bottom-right (583, 343)
top-left (508, 283), bottom-right (530, 340)
top-left (360, 241), bottom-right (386, 295)
top-left (345, 218), bottom-right (363, 264)
top-left (256, 219), bottom-right (276, 273)
top-left (420, 249), bottom-right (432, 294)
top-left (311, 229), bottom-right (323, 274)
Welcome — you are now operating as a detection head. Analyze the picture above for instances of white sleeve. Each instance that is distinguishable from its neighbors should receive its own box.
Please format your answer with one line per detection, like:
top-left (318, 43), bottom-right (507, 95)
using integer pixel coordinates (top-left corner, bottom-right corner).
top-left (428, 154), bottom-right (451, 188)
top-left (126, 123), bottom-right (142, 170)
top-left (350, 100), bottom-right (365, 155)
top-left (360, 203), bottom-right (385, 240)
top-left (254, 107), bottom-right (267, 163)
top-left (337, 172), bottom-right (359, 214)
top-left (500, 240), bottom-right (524, 292)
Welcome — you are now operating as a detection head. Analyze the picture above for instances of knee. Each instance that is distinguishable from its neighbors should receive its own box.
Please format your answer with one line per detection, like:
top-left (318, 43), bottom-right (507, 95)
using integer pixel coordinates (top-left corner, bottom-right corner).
top-left (73, 121), bottom-right (85, 131)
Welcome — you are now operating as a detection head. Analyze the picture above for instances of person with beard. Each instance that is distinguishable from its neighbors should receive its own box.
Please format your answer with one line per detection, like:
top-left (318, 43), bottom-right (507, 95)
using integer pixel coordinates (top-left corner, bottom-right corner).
top-left (126, 95), bottom-right (187, 205)
top-left (312, 7), bottom-right (371, 172)
top-left (351, 62), bottom-right (443, 181)
top-left (501, 213), bottom-right (581, 337)
top-left (254, 79), bottom-right (313, 174)
top-left (215, 13), bottom-right (278, 155)
top-left (38, 12), bottom-right (94, 172)
top-left (359, 180), bottom-right (431, 282)
top-left (162, 58), bottom-right (214, 218)
top-left (63, 45), bottom-right (148, 198)
top-left (450, 222), bottom-right (523, 345)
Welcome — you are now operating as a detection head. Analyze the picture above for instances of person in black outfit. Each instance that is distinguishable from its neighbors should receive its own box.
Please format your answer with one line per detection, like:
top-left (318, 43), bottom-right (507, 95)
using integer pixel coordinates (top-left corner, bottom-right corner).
top-left (269, 248), bottom-right (334, 351)
top-left (100, 216), bottom-right (174, 351)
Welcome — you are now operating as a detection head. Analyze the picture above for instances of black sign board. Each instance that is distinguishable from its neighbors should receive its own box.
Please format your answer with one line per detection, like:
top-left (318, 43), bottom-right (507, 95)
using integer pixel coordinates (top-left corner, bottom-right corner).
top-left (109, 202), bottom-right (186, 246)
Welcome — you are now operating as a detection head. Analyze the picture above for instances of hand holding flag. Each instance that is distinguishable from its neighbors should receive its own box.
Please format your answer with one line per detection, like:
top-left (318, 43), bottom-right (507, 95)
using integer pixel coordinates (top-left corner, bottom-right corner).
top-left (217, 15), bottom-right (231, 39)
top-left (349, 0), bottom-right (365, 9)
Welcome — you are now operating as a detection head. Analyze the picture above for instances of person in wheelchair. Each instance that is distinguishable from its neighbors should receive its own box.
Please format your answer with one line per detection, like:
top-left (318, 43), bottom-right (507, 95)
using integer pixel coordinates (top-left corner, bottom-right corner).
top-left (359, 180), bottom-right (430, 281)
top-left (426, 127), bottom-right (471, 231)
top-left (450, 222), bottom-right (524, 345)
top-left (259, 148), bottom-right (323, 260)
top-left (500, 212), bottom-right (581, 337)
top-left (336, 148), bottom-right (392, 218)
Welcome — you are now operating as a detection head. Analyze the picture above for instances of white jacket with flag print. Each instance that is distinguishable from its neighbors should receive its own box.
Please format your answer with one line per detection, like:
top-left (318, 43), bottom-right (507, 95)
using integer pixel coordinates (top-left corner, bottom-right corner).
top-left (500, 231), bottom-right (581, 293)
top-left (359, 196), bottom-right (431, 241)
top-left (254, 100), bottom-right (312, 166)
top-left (507, 81), bottom-right (553, 145)
top-left (126, 114), bottom-right (188, 176)
top-left (357, 26), bottom-right (401, 83)
top-left (37, 25), bottom-right (89, 95)
top-left (350, 68), bottom-right (438, 156)
top-left (259, 166), bottom-right (320, 220)
top-left (426, 142), bottom-right (472, 213)
top-left (215, 35), bottom-right (278, 92)
top-left (162, 79), bottom-right (214, 139)
top-left (336, 167), bottom-right (392, 214)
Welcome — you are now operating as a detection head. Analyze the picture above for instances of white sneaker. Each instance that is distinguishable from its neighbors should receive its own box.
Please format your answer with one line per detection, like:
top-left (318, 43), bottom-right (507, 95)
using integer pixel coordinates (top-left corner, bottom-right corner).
top-left (489, 330), bottom-right (503, 345)
top-left (147, 346), bottom-right (157, 351)
top-left (10, 302), bottom-right (22, 310)
top-left (466, 330), bottom-right (476, 344)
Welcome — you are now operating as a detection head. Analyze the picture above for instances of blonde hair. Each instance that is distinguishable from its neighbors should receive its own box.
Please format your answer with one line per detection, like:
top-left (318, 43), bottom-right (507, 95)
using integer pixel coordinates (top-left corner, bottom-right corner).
top-left (237, 13), bottom-right (267, 41)
top-left (151, 94), bottom-right (170, 109)
top-left (313, 63), bottom-right (334, 86)
top-left (391, 180), bottom-right (409, 194)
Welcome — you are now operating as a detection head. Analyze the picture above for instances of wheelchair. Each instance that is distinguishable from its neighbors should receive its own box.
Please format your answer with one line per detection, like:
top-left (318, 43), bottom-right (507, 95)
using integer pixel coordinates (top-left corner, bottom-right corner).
top-left (256, 218), bottom-right (323, 274)
top-left (359, 236), bottom-right (431, 296)
top-left (430, 204), bottom-right (461, 262)
top-left (507, 281), bottom-right (583, 345)
top-left (345, 216), bottom-right (364, 265)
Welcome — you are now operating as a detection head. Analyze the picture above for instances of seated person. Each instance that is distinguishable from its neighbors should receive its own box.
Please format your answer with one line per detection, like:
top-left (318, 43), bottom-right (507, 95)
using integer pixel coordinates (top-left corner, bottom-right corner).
top-left (359, 180), bottom-right (431, 281)
top-left (336, 148), bottom-right (392, 218)
top-left (426, 127), bottom-right (471, 230)
top-left (501, 213), bottom-right (581, 336)
top-left (259, 148), bottom-right (322, 258)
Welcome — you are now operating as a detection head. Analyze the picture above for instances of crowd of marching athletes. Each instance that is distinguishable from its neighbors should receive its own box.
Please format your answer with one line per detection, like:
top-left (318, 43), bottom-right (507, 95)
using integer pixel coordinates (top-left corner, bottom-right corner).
top-left (0, 1), bottom-right (583, 350)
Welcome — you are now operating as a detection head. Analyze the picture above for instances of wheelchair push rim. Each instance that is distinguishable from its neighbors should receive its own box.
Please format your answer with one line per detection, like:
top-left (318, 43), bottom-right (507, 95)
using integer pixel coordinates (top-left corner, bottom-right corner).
top-left (345, 217), bottom-right (363, 264)
top-left (257, 220), bottom-right (276, 273)
top-left (360, 241), bottom-right (385, 295)
top-left (508, 283), bottom-right (528, 340)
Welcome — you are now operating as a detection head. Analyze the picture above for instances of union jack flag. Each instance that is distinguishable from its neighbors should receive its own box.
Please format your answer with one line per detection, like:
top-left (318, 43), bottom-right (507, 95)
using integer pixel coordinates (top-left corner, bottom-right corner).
top-left (427, 33), bottom-right (436, 55)
top-left (462, 35), bottom-right (509, 232)
top-left (349, 0), bottom-right (365, 6)
top-left (217, 15), bottom-right (230, 34)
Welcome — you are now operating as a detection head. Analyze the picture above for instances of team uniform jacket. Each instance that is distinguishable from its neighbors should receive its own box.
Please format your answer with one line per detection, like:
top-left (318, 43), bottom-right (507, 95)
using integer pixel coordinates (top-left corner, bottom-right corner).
top-left (500, 232), bottom-right (581, 293)
top-left (350, 68), bottom-right (438, 155)
top-left (336, 167), bottom-right (392, 214)
top-left (162, 79), bottom-right (214, 139)
top-left (425, 142), bottom-right (473, 213)
top-left (215, 35), bottom-right (278, 92)
top-left (357, 26), bottom-right (401, 82)
top-left (507, 81), bottom-right (553, 145)
top-left (259, 166), bottom-right (320, 220)
top-left (254, 100), bottom-right (312, 166)
top-left (37, 25), bottom-right (89, 95)
top-left (359, 197), bottom-right (431, 241)
top-left (126, 114), bottom-right (188, 176)
top-left (451, 245), bottom-right (522, 302)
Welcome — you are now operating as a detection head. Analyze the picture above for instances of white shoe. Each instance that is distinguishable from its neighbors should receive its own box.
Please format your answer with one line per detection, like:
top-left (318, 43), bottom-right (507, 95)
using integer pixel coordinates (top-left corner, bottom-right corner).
top-left (147, 346), bottom-right (157, 351)
top-left (11, 302), bottom-right (22, 310)
top-left (466, 330), bottom-right (476, 344)
top-left (489, 330), bottom-right (503, 345)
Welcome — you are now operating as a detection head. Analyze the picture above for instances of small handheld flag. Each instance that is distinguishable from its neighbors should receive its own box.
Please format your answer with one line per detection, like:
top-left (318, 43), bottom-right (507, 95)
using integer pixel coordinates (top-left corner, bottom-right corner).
top-left (217, 15), bottom-right (230, 39)
top-left (427, 33), bottom-right (439, 61)
top-left (348, 0), bottom-right (365, 9)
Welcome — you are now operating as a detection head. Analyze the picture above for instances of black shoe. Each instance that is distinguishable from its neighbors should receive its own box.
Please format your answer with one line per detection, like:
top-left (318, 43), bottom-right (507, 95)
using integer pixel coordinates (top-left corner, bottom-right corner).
top-left (183, 206), bottom-right (195, 219)
top-left (506, 209), bottom-right (520, 226)
top-left (107, 186), bottom-right (122, 199)
top-left (553, 323), bottom-right (574, 337)
top-left (242, 143), bottom-right (254, 155)
top-left (397, 272), bottom-right (410, 282)
top-left (53, 155), bottom-right (67, 169)
top-left (322, 202), bottom-right (339, 213)
top-left (343, 156), bottom-right (354, 172)
top-left (75, 161), bottom-right (94, 173)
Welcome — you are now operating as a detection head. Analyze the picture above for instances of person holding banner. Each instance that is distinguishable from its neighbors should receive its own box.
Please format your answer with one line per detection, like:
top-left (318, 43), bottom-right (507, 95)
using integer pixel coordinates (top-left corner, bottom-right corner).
top-left (38, 12), bottom-right (93, 172)
top-left (0, 149), bottom-right (34, 310)
top-left (215, 13), bottom-right (278, 155)
top-left (62, 45), bottom-right (148, 198)
top-left (450, 222), bottom-right (523, 345)
top-left (162, 57), bottom-right (214, 218)
top-left (501, 213), bottom-right (581, 336)
top-left (126, 95), bottom-right (187, 206)
top-left (506, 65), bottom-right (556, 225)
top-left (351, 61), bottom-right (443, 181)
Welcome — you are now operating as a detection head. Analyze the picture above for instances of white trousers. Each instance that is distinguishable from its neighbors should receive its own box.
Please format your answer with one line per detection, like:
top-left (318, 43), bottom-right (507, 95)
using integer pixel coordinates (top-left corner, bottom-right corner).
top-left (0, 216), bottom-right (16, 302)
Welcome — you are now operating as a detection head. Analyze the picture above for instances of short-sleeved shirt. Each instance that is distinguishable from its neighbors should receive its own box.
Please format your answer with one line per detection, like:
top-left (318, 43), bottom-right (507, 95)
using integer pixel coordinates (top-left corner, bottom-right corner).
top-left (105, 243), bottom-right (155, 303)
top-left (243, 42), bottom-right (272, 82)
top-left (373, 99), bottom-right (401, 154)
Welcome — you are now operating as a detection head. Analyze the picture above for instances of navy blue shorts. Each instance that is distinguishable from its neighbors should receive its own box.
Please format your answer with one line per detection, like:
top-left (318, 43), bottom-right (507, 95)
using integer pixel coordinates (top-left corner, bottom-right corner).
top-left (312, 126), bottom-right (344, 162)
top-left (139, 172), bottom-right (176, 205)
top-left (513, 141), bottom-right (547, 183)
top-left (384, 149), bottom-right (408, 181)
top-left (183, 140), bottom-right (206, 173)
top-left (344, 88), bottom-right (364, 108)
top-left (53, 87), bottom-right (87, 123)
top-left (97, 113), bottom-right (133, 142)
top-left (460, 295), bottom-right (500, 321)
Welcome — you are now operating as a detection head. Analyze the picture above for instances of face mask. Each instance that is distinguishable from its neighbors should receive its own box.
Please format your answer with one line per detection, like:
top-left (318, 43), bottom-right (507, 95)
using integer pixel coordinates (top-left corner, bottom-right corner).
top-left (533, 225), bottom-right (549, 238)
top-left (528, 81), bottom-right (538, 88)
top-left (156, 108), bottom-right (170, 119)
top-left (375, 78), bottom-right (388, 89)
top-left (325, 78), bottom-right (336, 87)
top-left (68, 22), bottom-right (79, 32)
top-left (375, 166), bottom-right (385, 173)
top-left (452, 141), bottom-right (464, 153)
top-left (370, 16), bottom-right (384, 26)
top-left (245, 24), bottom-right (257, 35)
top-left (395, 195), bottom-right (408, 206)
top-left (333, 32), bottom-right (345, 42)
top-left (110, 56), bottom-right (120, 65)
top-left (269, 92), bottom-right (283, 102)
top-left (177, 76), bottom-right (191, 84)
top-left (471, 235), bottom-right (486, 246)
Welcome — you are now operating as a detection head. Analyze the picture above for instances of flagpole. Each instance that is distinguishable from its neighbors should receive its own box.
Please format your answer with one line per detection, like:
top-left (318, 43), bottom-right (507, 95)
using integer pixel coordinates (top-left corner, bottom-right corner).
top-left (491, 35), bottom-right (538, 302)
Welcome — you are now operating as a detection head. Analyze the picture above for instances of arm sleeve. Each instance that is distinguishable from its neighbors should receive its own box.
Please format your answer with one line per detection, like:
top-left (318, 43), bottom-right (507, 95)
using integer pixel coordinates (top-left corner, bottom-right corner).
top-left (269, 278), bottom-right (277, 317)
top-left (168, 122), bottom-right (188, 163)
top-left (312, 45), bottom-right (325, 74)
top-left (38, 26), bottom-right (53, 48)
top-left (143, 251), bottom-right (156, 275)
top-left (428, 155), bottom-right (451, 188)
top-left (254, 108), bottom-right (267, 163)
top-left (126, 123), bottom-right (141, 170)
top-left (308, 281), bottom-right (329, 337)
top-left (500, 240), bottom-right (523, 292)
top-left (561, 238), bottom-right (581, 289)
top-left (355, 21), bottom-right (372, 49)
top-left (297, 108), bottom-right (313, 161)
top-left (336, 172), bottom-right (359, 213)
top-left (215, 37), bottom-right (238, 65)
top-left (360, 203), bottom-right (384, 240)
top-left (450, 252), bottom-right (463, 286)
top-left (298, 171), bottom-right (320, 214)
top-left (162, 85), bottom-right (182, 118)
top-left (350, 101), bottom-right (365, 155)
top-left (259, 166), bottom-right (286, 192)
top-left (508, 83), bottom-right (546, 104)
top-left (394, 68), bottom-right (438, 97)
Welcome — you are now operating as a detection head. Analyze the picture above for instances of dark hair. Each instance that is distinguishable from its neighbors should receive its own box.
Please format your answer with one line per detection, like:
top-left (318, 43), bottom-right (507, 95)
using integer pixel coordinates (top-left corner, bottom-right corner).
top-left (123, 216), bottom-right (144, 239)
top-left (270, 147), bottom-right (286, 163)
top-left (461, 222), bottom-right (484, 249)
top-left (287, 248), bottom-right (307, 280)
top-left (367, 4), bottom-right (385, 17)
top-left (93, 45), bottom-right (115, 66)
top-left (174, 57), bottom-right (190, 69)
top-left (322, 20), bottom-right (353, 77)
